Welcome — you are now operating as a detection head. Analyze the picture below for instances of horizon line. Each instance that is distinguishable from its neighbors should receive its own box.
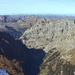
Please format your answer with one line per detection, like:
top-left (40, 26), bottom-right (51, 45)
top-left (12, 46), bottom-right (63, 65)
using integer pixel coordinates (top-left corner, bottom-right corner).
top-left (0, 14), bottom-right (75, 16)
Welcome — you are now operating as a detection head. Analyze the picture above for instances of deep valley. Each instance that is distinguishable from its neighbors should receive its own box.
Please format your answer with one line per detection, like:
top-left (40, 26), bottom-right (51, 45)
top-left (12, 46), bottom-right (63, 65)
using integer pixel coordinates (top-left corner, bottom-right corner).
top-left (0, 15), bottom-right (75, 75)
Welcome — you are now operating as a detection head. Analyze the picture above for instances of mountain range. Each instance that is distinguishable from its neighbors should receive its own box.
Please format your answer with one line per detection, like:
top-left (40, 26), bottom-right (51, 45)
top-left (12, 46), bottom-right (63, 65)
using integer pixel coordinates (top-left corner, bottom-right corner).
top-left (1, 15), bottom-right (75, 75)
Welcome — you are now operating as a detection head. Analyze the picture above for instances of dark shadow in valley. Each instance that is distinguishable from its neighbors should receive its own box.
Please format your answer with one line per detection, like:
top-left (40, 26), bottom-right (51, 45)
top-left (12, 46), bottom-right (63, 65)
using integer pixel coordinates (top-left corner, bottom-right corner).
top-left (0, 32), bottom-right (46, 75)
top-left (12, 40), bottom-right (46, 75)
top-left (5, 25), bottom-right (22, 39)
top-left (23, 47), bottom-right (46, 75)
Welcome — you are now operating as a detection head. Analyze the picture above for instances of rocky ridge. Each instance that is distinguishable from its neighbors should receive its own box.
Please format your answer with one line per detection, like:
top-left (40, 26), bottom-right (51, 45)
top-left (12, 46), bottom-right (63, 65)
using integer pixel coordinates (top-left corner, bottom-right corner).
top-left (0, 15), bottom-right (75, 39)
top-left (20, 18), bottom-right (75, 53)
top-left (20, 18), bottom-right (75, 75)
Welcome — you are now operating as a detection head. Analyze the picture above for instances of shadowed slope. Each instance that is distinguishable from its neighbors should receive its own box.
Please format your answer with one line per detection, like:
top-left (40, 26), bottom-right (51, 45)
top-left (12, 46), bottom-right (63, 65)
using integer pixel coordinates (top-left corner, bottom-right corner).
top-left (0, 32), bottom-right (46, 75)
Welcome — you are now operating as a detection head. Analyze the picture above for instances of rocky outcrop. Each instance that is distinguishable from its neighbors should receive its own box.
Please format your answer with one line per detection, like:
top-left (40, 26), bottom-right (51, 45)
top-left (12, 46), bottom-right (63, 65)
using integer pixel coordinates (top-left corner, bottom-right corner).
top-left (20, 18), bottom-right (75, 75)
top-left (20, 19), bottom-right (75, 53)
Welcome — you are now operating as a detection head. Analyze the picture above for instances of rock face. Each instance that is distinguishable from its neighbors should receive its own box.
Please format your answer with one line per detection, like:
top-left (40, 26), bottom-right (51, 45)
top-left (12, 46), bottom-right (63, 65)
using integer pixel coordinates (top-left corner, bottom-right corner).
top-left (20, 18), bottom-right (75, 75)
top-left (20, 19), bottom-right (75, 53)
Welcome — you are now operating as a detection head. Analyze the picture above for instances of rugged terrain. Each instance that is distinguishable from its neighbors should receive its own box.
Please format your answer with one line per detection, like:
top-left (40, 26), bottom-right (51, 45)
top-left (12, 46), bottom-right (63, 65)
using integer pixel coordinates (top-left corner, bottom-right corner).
top-left (20, 18), bottom-right (75, 52)
top-left (20, 18), bottom-right (75, 75)
top-left (0, 31), bottom-right (45, 75)
top-left (1, 15), bottom-right (75, 75)
top-left (0, 15), bottom-right (39, 39)
top-left (0, 32), bottom-right (26, 75)
top-left (0, 15), bottom-right (75, 39)
top-left (39, 48), bottom-right (75, 75)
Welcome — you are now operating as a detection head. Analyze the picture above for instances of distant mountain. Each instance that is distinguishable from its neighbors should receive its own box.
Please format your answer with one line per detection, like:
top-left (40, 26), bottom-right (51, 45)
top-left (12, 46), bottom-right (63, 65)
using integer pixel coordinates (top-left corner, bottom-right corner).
top-left (0, 15), bottom-right (75, 39)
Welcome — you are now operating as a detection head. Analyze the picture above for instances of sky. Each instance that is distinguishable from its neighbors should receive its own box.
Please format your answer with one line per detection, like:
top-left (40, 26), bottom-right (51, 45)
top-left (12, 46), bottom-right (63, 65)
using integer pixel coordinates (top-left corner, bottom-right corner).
top-left (0, 0), bottom-right (75, 15)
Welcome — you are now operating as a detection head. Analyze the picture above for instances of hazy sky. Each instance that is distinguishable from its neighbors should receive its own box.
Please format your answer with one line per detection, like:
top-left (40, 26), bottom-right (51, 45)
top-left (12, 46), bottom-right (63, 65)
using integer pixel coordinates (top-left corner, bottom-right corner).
top-left (0, 0), bottom-right (75, 15)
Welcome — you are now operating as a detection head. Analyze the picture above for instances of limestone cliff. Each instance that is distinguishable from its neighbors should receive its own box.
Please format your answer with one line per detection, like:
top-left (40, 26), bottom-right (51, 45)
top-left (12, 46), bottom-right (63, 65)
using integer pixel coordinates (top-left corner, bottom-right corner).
top-left (20, 18), bottom-right (75, 75)
top-left (20, 18), bottom-right (75, 53)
